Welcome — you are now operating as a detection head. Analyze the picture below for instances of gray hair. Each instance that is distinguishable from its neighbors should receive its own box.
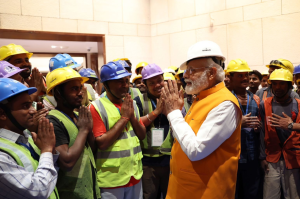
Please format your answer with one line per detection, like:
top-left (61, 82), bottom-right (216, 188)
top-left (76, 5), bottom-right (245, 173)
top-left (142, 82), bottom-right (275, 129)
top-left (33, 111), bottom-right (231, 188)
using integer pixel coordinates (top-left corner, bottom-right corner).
top-left (206, 63), bottom-right (225, 82)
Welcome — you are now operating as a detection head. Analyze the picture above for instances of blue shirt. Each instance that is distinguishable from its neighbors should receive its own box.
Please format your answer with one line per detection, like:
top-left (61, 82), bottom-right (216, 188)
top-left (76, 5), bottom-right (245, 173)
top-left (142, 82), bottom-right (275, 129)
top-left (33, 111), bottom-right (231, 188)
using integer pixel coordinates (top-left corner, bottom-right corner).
top-left (232, 90), bottom-right (260, 163)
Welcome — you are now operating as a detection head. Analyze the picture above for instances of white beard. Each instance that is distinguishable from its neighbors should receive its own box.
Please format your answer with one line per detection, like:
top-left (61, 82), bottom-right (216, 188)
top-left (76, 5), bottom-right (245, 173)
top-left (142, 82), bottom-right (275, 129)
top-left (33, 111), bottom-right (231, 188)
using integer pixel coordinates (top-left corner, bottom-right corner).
top-left (185, 72), bottom-right (209, 95)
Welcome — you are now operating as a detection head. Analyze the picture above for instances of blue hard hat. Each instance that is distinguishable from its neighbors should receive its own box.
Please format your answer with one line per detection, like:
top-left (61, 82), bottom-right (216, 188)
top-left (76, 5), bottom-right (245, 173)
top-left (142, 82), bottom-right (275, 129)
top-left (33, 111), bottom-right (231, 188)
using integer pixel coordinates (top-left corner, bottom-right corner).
top-left (0, 78), bottom-right (37, 103)
top-left (293, 64), bottom-right (300, 75)
top-left (79, 68), bottom-right (99, 81)
top-left (115, 60), bottom-right (130, 68)
top-left (100, 61), bottom-right (132, 83)
top-left (49, 54), bottom-right (81, 72)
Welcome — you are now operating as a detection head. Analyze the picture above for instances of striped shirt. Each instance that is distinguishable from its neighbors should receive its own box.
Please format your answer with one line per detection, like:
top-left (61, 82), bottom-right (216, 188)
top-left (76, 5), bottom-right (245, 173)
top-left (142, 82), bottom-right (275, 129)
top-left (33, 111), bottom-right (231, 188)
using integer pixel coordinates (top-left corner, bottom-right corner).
top-left (0, 129), bottom-right (59, 199)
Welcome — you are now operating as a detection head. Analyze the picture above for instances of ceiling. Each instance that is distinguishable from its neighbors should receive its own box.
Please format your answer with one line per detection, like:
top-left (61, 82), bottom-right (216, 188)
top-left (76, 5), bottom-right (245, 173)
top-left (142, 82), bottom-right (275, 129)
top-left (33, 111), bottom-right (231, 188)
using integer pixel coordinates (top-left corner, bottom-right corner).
top-left (0, 38), bottom-right (99, 53)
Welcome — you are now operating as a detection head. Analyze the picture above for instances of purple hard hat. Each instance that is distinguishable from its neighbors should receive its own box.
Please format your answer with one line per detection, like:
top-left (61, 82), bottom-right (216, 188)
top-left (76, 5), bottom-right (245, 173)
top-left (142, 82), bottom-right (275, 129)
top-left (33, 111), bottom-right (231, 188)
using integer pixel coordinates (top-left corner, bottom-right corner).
top-left (141, 63), bottom-right (164, 81)
top-left (0, 61), bottom-right (25, 78)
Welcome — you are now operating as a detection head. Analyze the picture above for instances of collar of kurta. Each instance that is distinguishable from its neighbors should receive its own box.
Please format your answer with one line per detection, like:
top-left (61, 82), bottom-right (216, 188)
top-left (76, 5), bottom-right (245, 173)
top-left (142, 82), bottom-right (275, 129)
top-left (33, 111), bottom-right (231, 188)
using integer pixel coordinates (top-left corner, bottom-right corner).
top-left (197, 82), bottom-right (225, 100)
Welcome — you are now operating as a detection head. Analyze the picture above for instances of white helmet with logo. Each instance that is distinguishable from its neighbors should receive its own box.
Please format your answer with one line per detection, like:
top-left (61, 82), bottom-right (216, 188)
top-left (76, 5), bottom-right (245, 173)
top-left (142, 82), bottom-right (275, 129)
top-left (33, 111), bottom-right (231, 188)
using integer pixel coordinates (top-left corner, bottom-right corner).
top-left (180, 40), bottom-right (226, 70)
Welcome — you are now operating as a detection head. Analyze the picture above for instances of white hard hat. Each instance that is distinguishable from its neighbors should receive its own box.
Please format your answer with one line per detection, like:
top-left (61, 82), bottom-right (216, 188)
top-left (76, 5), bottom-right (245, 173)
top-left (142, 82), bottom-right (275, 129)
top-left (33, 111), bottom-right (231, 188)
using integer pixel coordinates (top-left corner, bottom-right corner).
top-left (163, 68), bottom-right (176, 75)
top-left (180, 40), bottom-right (226, 70)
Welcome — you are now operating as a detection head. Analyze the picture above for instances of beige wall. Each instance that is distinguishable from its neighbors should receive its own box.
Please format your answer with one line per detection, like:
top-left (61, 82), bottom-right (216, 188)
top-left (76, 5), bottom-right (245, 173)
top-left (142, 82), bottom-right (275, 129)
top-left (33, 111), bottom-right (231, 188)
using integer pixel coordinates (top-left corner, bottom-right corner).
top-left (1, 0), bottom-right (300, 75)
top-left (151, 0), bottom-right (300, 72)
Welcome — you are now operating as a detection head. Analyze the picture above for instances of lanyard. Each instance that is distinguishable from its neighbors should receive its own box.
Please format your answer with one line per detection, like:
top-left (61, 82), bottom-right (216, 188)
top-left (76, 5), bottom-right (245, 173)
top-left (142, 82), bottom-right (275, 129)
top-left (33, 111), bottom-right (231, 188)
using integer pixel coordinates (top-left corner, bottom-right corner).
top-left (234, 93), bottom-right (250, 115)
top-left (150, 99), bottom-right (161, 128)
top-left (17, 142), bottom-right (40, 161)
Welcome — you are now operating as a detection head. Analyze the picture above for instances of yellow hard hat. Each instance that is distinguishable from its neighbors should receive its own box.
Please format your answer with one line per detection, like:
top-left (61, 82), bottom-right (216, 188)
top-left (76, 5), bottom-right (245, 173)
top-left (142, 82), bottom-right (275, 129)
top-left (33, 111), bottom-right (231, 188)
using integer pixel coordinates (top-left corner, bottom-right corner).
top-left (164, 72), bottom-right (175, 81)
top-left (0, 44), bottom-right (33, 61)
top-left (175, 69), bottom-right (184, 80)
top-left (226, 59), bottom-right (252, 73)
top-left (135, 62), bottom-right (148, 74)
top-left (112, 58), bottom-right (129, 61)
top-left (168, 66), bottom-right (178, 72)
top-left (113, 58), bottom-right (120, 61)
top-left (266, 59), bottom-right (294, 74)
top-left (268, 68), bottom-right (293, 84)
top-left (261, 70), bottom-right (269, 76)
top-left (46, 67), bottom-right (88, 96)
top-left (224, 69), bottom-right (229, 75)
top-left (132, 74), bottom-right (142, 83)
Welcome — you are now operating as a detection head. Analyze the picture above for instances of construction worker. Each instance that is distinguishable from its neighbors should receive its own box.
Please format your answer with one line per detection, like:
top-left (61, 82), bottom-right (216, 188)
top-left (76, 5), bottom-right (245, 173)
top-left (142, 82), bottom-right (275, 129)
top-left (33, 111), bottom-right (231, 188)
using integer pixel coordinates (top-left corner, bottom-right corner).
top-left (261, 70), bottom-right (269, 88)
top-left (134, 64), bottom-right (173, 199)
top-left (0, 44), bottom-right (46, 101)
top-left (0, 78), bottom-right (59, 199)
top-left (227, 59), bottom-right (262, 199)
top-left (101, 60), bottom-right (143, 100)
top-left (43, 54), bottom-right (90, 110)
top-left (164, 72), bottom-right (175, 81)
top-left (259, 69), bottom-right (300, 199)
top-left (79, 68), bottom-right (100, 100)
top-left (45, 67), bottom-right (100, 199)
top-left (161, 40), bottom-right (242, 199)
top-left (135, 62), bottom-right (148, 75)
top-left (293, 64), bottom-right (300, 95)
top-left (256, 59), bottom-right (299, 100)
top-left (89, 61), bottom-right (145, 199)
top-left (133, 74), bottom-right (146, 93)
top-left (248, 70), bottom-right (262, 94)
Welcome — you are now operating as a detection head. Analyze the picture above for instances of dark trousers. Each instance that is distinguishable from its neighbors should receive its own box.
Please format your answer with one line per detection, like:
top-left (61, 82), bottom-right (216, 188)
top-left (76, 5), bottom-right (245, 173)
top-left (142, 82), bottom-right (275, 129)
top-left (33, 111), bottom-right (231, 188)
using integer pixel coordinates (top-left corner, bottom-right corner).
top-left (142, 165), bottom-right (170, 199)
top-left (235, 159), bottom-right (263, 199)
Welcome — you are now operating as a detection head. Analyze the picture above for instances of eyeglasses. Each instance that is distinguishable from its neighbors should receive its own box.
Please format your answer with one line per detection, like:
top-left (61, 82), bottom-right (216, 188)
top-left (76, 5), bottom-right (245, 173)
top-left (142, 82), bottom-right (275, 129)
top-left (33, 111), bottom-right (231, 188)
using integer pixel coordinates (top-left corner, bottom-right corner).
top-left (185, 64), bottom-right (212, 74)
top-left (269, 60), bottom-right (285, 67)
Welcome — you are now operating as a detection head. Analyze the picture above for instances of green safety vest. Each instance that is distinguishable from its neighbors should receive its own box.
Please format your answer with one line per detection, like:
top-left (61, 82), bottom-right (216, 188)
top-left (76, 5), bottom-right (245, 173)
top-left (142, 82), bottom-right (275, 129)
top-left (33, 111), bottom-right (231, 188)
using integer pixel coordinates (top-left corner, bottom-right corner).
top-left (0, 136), bottom-right (59, 199)
top-left (91, 97), bottom-right (143, 188)
top-left (184, 98), bottom-right (191, 113)
top-left (48, 110), bottom-right (101, 199)
top-left (140, 93), bottom-right (173, 157)
top-left (101, 87), bottom-right (143, 100)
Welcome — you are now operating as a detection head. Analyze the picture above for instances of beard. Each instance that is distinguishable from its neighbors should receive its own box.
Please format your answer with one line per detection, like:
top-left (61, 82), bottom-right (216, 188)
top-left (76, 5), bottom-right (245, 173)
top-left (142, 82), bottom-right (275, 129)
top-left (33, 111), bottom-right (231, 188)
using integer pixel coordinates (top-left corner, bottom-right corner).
top-left (185, 72), bottom-right (209, 95)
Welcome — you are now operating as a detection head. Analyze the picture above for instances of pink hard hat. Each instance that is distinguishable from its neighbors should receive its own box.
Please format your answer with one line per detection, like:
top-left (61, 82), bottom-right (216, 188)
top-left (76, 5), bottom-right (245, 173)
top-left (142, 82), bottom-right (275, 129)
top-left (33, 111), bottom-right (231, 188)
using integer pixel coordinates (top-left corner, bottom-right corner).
top-left (0, 61), bottom-right (25, 78)
top-left (141, 63), bottom-right (164, 81)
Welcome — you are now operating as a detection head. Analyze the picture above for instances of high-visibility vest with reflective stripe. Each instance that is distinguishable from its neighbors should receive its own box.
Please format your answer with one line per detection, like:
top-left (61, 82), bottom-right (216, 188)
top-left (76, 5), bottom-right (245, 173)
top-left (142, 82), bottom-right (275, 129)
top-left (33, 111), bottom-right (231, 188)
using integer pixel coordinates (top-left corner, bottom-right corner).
top-left (184, 98), bottom-right (191, 113)
top-left (85, 83), bottom-right (95, 101)
top-left (91, 97), bottom-right (143, 188)
top-left (140, 93), bottom-right (173, 157)
top-left (48, 110), bottom-right (101, 199)
top-left (0, 136), bottom-right (59, 199)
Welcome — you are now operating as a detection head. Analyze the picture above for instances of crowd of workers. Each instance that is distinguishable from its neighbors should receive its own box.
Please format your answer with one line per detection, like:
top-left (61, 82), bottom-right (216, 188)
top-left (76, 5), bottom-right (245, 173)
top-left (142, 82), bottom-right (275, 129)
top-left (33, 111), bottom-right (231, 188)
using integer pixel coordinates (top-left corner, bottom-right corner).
top-left (0, 40), bottom-right (300, 199)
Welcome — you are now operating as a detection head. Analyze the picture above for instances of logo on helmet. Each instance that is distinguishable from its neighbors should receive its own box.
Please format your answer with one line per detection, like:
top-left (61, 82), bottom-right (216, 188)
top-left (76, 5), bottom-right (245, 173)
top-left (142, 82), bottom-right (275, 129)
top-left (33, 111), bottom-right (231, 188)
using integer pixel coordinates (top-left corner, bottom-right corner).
top-left (116, 69), bottom-right (125, 74)
top-left (65, 60), bottom-right (74, 67)
top-left (50, 61), bottom-right (54, 68)
top-left (202, 48), bottom-right (211, 51)
top-left (4, 66), bottom-right (16, 73)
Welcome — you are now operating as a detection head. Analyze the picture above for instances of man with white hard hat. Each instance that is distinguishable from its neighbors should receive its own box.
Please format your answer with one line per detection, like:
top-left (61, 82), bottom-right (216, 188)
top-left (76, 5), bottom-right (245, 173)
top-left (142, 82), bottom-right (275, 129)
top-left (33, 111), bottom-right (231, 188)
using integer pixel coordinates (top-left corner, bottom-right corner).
top-left (161, 40), bottom-right (242, 199)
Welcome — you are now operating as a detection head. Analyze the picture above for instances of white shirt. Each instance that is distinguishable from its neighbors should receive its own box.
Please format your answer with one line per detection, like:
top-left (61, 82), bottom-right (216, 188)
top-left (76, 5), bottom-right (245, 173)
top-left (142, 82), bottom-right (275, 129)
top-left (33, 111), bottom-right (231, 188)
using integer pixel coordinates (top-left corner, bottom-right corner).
top-left (0, 129), bottom-right (59, 199)
top-left (167, 101), bottom-right (241, 162)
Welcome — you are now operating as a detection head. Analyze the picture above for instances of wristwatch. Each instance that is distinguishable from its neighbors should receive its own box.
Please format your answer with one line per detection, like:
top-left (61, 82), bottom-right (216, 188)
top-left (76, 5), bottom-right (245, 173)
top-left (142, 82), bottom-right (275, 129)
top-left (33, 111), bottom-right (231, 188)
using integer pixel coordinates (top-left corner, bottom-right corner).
top-left (288, 122), bottom-right (294, 131)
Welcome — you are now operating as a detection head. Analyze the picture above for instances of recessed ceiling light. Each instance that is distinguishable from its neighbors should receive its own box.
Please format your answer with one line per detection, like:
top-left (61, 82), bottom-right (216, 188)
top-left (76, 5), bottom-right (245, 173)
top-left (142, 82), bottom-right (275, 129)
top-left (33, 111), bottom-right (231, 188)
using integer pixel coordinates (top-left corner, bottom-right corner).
top-left (51, 45), bottom-right (57, 48)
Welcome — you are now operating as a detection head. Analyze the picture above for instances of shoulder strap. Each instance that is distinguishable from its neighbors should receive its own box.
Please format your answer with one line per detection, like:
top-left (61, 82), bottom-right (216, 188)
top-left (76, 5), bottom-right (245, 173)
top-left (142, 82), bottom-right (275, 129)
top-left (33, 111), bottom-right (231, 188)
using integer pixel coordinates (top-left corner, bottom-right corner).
top-left (253, 94), bottom-right (260, 109)
top-left (262, 90), bottom-right (268, 101)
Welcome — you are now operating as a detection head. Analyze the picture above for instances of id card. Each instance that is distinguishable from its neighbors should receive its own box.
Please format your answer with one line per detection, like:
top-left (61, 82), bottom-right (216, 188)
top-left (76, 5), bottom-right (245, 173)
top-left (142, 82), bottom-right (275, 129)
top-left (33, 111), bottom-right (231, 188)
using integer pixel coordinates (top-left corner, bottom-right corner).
top-left (151, 128), bottom-right (164, 147)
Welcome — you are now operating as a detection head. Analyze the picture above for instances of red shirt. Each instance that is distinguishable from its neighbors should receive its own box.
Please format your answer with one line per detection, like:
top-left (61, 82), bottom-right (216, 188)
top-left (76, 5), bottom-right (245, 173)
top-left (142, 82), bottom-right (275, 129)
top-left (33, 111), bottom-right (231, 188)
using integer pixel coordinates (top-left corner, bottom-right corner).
top-left (89, 103), bottom-right (144, 188)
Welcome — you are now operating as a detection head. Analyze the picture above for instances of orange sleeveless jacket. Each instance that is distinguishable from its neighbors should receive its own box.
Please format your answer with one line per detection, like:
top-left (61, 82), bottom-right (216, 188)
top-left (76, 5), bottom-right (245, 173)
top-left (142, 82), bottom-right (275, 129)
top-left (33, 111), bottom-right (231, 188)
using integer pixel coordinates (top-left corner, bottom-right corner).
top-left (263, 97), bottom-right (300, 169)
top-left (166, 82), bottom-right (242, 199)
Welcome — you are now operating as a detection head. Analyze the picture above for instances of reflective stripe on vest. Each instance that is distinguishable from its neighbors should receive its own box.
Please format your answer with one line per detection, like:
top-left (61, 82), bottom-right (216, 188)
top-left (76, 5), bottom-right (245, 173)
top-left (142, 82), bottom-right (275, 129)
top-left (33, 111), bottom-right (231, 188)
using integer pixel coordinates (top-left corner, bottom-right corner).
top-left (0, 137), bottom-right (60, 199)
top-left (92, 97), bottom-right (143, 188)
top-left (0, 138), bottom-right (35, 172)
top-left (141, 93), bottom-right (173, 156)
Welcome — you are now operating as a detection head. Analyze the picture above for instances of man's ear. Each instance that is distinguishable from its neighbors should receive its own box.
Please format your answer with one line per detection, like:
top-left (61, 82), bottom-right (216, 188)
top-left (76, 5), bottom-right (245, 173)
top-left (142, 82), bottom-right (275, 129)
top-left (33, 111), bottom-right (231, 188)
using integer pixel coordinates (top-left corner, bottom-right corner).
top-left (209, 67), bottom-right (217, 81)
top-left (0, 108), bottom-right (7, 121)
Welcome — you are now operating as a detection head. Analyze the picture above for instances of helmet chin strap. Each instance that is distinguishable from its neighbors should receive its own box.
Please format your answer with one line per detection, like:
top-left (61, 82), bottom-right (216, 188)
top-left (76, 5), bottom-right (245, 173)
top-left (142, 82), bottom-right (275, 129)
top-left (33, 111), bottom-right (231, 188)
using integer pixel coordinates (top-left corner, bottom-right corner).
top-left (0, 104), bottom-right (26, 131)
top-left (104, 83), bottom-right (123, 100)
